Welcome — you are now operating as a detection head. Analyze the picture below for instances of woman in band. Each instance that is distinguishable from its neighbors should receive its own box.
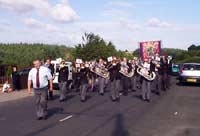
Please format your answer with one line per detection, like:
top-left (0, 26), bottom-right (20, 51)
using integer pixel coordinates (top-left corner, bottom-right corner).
top-left (97, 58), bottom-right (106, 95)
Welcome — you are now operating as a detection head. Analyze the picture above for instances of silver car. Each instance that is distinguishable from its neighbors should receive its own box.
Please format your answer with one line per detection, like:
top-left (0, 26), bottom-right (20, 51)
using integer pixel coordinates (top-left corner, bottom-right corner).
top-left (179, 63), bottom-right (200, 84)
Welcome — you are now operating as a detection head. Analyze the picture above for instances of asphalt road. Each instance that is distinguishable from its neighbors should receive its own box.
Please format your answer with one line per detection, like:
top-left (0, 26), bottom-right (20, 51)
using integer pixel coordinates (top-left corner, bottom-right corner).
top-left (0, 77), bottom-right (200, 136)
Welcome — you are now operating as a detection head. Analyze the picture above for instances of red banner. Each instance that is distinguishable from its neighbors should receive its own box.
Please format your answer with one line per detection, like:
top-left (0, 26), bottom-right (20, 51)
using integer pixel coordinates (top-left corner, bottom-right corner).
top-left (140, 41), bottom-right (161, 60)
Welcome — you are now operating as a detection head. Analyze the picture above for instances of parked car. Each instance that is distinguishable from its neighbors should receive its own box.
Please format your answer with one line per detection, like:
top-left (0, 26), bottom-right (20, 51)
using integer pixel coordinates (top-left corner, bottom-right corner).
top-left (171, 64), bottom-right (181, 75)
top-left (179, 63), bottom-right (200, 84)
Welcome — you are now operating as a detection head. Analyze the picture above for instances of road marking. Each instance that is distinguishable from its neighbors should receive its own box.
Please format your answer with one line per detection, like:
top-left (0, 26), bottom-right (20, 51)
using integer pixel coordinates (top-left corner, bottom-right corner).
top-left (59, 115), bottom-right (73, 122)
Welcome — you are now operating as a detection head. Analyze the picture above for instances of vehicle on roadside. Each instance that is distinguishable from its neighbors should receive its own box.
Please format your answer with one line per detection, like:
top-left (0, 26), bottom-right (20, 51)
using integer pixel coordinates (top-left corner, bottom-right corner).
top-left (171, 64), bottom-right (181, 76)
top-left (179, 63), bottom-right (200, 84)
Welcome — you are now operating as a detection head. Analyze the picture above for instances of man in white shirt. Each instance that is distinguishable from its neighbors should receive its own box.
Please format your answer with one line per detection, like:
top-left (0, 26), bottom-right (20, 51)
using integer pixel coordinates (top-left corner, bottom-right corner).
top-left (27, 59), bottom-right (53, 120)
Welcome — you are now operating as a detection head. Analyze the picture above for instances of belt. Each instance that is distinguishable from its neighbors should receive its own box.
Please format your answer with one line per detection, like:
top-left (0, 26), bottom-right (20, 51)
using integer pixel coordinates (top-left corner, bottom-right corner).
top-left (34, 86), bottom-right (48, 90)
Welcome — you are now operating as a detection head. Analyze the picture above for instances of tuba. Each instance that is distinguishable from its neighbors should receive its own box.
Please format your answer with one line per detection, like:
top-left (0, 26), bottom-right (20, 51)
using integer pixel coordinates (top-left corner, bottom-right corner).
top-left (119, 63), bottom-right (134, 77)
top-left (137, 65), bottom-right (156, 81)
top-left (90, 62), bottom-right (110, 79)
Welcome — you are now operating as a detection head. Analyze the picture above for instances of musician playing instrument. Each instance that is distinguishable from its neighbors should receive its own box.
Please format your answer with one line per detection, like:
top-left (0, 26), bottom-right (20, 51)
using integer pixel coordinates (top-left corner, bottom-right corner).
top-left (120, 57), bottom-right (132, 96)
top-left (97, 58), bottom-right (106, 95)
top-left (79, 62), bottom-right (90, 102)
top-left (141, 58), bottom-right (152, 102)
top-left (130, 59), bottom-right (137, 91)
top-left (152, 54), bottom-right (162, 95)
top-left (108, 57), bottom-right (121, 102)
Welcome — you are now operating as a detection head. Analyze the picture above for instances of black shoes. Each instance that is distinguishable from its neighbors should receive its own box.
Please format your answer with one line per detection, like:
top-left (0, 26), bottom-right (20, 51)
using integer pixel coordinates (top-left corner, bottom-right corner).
top-left (36, 116), bottom-right (47, 120)
top-left (81, 99), bottom-right (86, 102)
top-left (36, 117), bottom-right (42, 120)
top-left (99, 93), bottom-right (104, 96)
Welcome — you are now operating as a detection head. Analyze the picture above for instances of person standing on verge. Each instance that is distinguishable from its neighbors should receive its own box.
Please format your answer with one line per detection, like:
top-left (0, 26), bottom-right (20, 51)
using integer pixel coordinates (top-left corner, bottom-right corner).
top-left (27, 59), bottom-right (53, 120)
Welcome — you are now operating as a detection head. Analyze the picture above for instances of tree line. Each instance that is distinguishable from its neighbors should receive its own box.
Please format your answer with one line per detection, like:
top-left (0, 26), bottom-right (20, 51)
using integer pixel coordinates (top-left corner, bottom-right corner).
top-left (0, 33), bottom-right (200, 69)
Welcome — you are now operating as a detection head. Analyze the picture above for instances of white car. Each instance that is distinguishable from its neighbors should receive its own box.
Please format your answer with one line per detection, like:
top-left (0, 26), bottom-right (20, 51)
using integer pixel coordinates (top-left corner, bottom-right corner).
top-left (179, 63), bottom-right (200, 84)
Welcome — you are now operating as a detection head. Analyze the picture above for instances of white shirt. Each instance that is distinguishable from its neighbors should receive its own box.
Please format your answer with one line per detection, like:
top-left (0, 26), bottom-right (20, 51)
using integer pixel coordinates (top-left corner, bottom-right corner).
top-left (143, 62), bottom-right (150, 70)
top-left (28, 66), bottom-right (52, 89)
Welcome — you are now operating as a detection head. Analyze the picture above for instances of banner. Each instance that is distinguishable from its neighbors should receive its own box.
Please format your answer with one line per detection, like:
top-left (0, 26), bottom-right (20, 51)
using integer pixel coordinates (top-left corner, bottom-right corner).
top-left (140, 40), bottom-right (161, 60)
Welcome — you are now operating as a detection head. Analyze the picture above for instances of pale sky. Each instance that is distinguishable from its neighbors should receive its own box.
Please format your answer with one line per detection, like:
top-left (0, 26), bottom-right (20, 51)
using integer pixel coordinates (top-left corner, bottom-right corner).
top-left (0, 0), bottom-right (200, 51)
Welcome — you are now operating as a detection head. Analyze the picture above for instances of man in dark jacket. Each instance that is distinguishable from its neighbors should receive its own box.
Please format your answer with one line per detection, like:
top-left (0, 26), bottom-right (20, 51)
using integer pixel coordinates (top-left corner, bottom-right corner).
top-left (58, 60), bottom-right (69, 102)
top-left (108, 57), bottom-right (121, 102)
top-left (44, 58), bottom-right (55, 100)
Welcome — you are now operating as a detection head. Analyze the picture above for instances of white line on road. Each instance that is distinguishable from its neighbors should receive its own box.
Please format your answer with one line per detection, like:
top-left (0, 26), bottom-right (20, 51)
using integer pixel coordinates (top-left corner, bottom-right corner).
top-left (59, 115), bottom-right (73, 122)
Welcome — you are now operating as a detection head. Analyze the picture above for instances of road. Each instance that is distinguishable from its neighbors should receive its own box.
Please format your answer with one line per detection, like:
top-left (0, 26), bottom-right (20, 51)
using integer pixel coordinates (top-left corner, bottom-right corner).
top-left (0, 77), bottom-right (200, 136)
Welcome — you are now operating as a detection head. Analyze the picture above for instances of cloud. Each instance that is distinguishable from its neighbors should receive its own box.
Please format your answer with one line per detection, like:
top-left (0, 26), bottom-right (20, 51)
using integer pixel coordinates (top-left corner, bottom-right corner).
top-left (102, 0), bottom-right (134, 19)
top-left (147, 18), bottom-right (171, 28)
top-left (23, 18), bottom-right (59, 32)
top-left (0, 0), bottom-right (79, 23)
top-left (108, 1), bottom-right (134, 8)
top-left (50, 3), bottom-right (80, 23)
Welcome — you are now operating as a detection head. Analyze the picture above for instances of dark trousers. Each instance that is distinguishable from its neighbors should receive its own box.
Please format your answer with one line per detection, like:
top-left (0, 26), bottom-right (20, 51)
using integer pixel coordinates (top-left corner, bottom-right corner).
top-left (111, 79), bottom-right (120, 100)
top-left (59, 81), bottom-right (67, 100)
top-left (142, 79), bottom-right (151, 100)
top-left (34, 87), bottom-right (48, 118)
top-left (131, 75), bottom-right (137, 91)
top-left (121, 76), bottom-right (130, 95)
top-left (80, 84), bottom-right (88, 101)
top-left (98, 77), bottom-right (105, 94)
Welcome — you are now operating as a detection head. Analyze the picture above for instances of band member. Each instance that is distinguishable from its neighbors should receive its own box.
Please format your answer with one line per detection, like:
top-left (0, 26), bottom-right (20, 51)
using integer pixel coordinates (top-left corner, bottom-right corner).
top-left (58, 60), bottom-right (69, 102)
top-left (87, 61), bottom-right (96, 92)
top-left (130, 59), bottom-right (137, 91)
top-left (167, 56), bottom-right (172, 89)
top-left (108, 57), bottom-right (121, 102)
top-left (152, 54), bottom-right (162, 95)
top-left (44, 58), bottom-right (54, 100)
top-left (120, 57), bottom-right (132, 96)
top-left (79, 62), bottom-right (89, 102)
top-left (141, 58), bottom-right (151, 102)
top-left (161, 56), bottom-right (169, 91)
top-left (27, 59), bottom-right (53, 120)
top-left (97, 58), bottom-right (106, 95)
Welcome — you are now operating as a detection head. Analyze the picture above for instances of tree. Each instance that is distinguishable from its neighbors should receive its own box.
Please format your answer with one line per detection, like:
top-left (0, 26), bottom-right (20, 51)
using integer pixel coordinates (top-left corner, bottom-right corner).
top-left (73, 33), bottom-right (117, 61)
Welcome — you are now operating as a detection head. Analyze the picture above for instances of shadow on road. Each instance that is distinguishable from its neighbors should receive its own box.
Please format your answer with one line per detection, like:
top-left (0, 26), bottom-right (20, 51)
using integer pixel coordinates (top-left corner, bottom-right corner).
top-left (111, 113), bottom-right (130, 136)
top-left (47, 107), bottom-right (64, 118)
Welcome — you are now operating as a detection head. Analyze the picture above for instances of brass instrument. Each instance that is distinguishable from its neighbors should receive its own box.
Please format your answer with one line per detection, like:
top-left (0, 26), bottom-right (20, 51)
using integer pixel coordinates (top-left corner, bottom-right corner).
top-left (119, 63), bottom-right (134, 77)
top-left (137, 64), bottom-right (156, 81)
top-left (90, 63), bottom-right (110, 79)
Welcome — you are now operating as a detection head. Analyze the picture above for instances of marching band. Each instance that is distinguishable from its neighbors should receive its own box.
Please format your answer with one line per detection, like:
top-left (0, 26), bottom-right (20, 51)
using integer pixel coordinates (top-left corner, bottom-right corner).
top-left (55, 54), bottom-right (173, 103)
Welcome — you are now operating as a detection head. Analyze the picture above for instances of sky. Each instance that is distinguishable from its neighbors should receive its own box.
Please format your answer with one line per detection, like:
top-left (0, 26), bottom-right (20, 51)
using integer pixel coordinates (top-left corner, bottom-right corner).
top-left (0, 0), bottom-right (200, 51)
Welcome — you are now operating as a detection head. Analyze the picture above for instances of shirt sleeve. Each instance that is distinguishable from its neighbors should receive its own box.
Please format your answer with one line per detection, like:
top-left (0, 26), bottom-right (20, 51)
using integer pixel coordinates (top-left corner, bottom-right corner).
top-left (46, 68), bottom-right (53, 80)
top-left (28, 69), bottom-right (33, 81)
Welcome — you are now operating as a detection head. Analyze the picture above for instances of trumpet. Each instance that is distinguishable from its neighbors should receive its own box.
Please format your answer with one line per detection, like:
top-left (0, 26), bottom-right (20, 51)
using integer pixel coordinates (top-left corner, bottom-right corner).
top-left (137, 65), bottom-right (156, 81)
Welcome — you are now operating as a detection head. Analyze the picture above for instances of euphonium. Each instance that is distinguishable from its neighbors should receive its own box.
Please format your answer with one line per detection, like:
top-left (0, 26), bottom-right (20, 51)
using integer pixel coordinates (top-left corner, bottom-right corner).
top-left (136, 65), bottom-right (156, 81)
top-left (90, 63), bottom-right (110, 79)
top-left (119, 63), bottom-right (134, 77)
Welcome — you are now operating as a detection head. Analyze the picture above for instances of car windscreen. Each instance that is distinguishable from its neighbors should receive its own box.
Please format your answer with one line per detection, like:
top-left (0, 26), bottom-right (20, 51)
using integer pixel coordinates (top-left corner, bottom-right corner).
top-left (183, 64), bottom-right (200, 70)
